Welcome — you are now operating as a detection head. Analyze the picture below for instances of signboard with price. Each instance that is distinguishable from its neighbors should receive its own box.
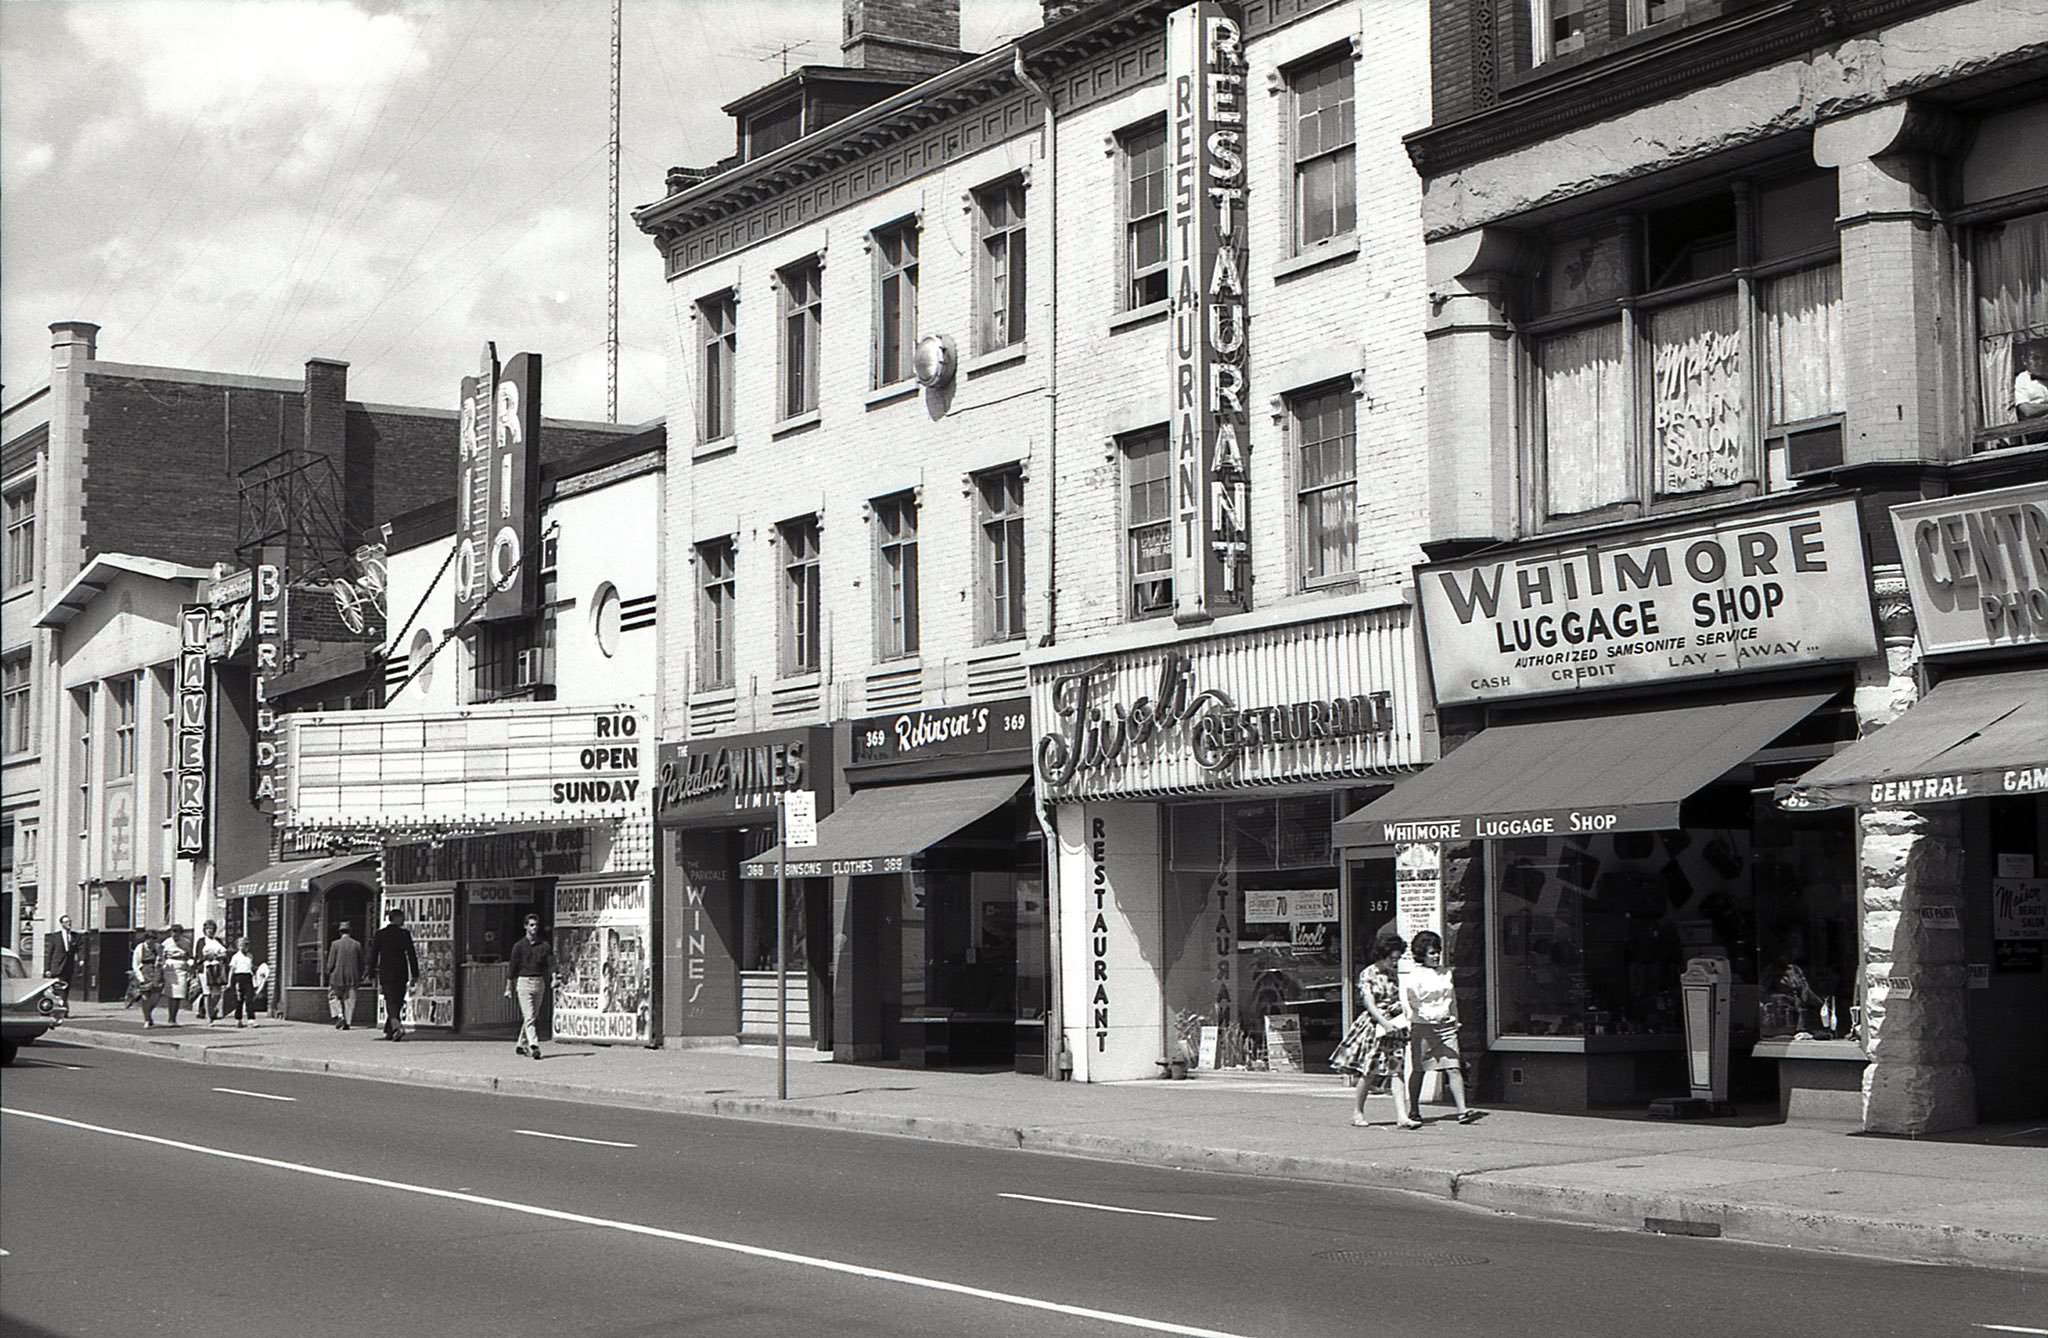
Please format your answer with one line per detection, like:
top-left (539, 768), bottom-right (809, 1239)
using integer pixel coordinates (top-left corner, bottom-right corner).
top-left (849, 697), bottom-right (1031, 770)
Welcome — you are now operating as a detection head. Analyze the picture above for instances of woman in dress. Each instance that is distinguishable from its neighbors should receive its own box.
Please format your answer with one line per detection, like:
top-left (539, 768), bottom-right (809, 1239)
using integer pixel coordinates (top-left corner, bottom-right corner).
top-left (194, 921), bottom-right (232, 1024)
top-left (1329, 931), bottom-right (1417, 1129)
top-left (1401, 930), bottom-right (1479, 1125)
top-left (130, 928), bottom-right (165, 1028)
top-left (158, 923), bottom-right (192, 1026)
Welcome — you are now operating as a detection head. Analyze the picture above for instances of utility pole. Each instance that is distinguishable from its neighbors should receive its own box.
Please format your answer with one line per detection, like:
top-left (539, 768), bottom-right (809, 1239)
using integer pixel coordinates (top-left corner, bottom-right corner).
top-left (606, 0), bottom-right (622, 424)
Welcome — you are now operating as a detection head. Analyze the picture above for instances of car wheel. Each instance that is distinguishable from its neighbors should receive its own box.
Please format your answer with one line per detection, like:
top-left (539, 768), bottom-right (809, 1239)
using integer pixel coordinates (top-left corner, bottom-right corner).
top-left (1, 1041), bottom-right (17, 1066)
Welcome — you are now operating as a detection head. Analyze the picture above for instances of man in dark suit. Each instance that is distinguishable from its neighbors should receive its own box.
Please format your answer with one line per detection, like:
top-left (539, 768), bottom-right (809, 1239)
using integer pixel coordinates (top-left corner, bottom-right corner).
top-left (44, 915), bottom-right (82, 995)
top-left (367, 906), bottom-right (421, 1041)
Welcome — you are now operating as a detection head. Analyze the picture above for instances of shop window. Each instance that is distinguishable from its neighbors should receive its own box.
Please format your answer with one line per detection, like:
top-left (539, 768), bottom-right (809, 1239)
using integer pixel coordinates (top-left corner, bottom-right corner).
top-left (1120, 120), bottom-right (1169, 311)
top-left (974, 177), bottom-right (1027, 352)
top-left (3, 478), bottom-right (33, 591)
top-left (975, 466), bottom-right (1025, 644)
top-left (1527, 172), bottom-right (1842, 524)
top-left (778, 516), bottom-right (821, 676)
top-left (1121, 429), bottom-right (1173, 619)
top-left (1287, 49), bottom-right (1356, 252)
top-left (697, 290), bottom-right (737, 443)
top-left (1161, 796), bottom-right (1350, 1071)
top-left (1970, 207), bottom-right (2048, 448)
top-left (696, 537), bottom-right (736, 689)
top-left (1493, 823), bottom-right (1755, 1040)
top-left (1751, 799), bottom-right (1857, 1041)
top-left (871, 219), bottom-right (919, 388)
top-left (872, 492), bottom-right (919, 660)
top-left (1291, 383), bottom-right (1357, 586)
top-left (778, 257), bottom-right (823, 419)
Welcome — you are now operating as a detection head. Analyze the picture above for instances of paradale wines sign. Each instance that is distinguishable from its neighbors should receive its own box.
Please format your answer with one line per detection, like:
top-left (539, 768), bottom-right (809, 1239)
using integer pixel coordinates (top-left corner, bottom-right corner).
top-left (654, 728), bottom-right (828, 824)
top-left (1167, 0), bottom-right (1251, 622)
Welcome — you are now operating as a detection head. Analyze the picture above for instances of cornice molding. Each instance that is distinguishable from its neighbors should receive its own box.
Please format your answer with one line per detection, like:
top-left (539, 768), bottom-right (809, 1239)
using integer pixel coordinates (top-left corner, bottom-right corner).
top-left (1405, 0), bottom-right (1961, 180)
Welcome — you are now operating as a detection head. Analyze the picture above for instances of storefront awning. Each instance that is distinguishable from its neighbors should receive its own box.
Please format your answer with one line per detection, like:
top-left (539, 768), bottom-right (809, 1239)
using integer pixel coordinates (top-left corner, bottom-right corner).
top-left (219, 854), bottom-right (375, 899)
top-left (1333, 691), bottom-right (1834, 847)
top-left (740, 774), bottom-right (1026, 879)
top-left (1776, 668), bottom-right (2048, 810)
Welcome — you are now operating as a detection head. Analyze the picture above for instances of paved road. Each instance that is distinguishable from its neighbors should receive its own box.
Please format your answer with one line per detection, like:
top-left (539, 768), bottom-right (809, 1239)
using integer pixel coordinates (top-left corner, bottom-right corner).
top-left (3, 1046), bottom-right (2042, 1337)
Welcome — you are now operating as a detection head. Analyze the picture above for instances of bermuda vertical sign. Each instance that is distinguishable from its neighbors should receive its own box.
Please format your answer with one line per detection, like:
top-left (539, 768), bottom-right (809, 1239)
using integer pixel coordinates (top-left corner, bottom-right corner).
top-left (251, 550), bottom-right (286, 814)
top-left (1167, 0), bottom-right (1250, 623)
top-left (175, 604), bottom-right (210, 856)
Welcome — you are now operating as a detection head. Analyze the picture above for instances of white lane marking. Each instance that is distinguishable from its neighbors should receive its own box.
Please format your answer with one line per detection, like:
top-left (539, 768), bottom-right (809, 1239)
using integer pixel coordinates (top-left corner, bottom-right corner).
top-left (999, 1193), bottom-right (1216, 1222)
top-left (1973, 1327), bottom-right (2048, 1335)
top-left (514, 1129), bottom-right (637, 1149)
top-left (212, 1088), bottom-right (298, 1103)
top-left (0, 1108), bottom-right (1252, 1338)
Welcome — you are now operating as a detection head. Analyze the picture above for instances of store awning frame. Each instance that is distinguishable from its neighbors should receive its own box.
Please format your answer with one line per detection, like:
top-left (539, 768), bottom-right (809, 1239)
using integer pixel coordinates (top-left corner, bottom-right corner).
top-left (1776, 668), bottom-right (2048, 810)
top-left (219, 853), bottom-right (375, 899)
top-left (1333, 691), bottom-right (1835, 848)
top-left (740, 774), bottom-right (1025, 879)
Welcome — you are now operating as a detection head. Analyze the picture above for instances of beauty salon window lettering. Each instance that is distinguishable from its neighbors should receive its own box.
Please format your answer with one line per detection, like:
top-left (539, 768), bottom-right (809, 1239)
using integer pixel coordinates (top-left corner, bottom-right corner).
top-left (1036, 653), bottom-right (1392, 786)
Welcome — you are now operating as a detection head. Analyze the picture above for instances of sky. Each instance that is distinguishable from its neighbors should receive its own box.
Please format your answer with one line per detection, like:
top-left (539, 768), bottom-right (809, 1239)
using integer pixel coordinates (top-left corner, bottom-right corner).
top-left (1, 0), bottom-right (1044, 426)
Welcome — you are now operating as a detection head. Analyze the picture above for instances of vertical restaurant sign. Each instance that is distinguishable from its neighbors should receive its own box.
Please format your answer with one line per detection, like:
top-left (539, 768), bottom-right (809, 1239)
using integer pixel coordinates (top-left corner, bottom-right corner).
top-left (252, 550), bottom-right (286, 812)
top-left (1890, 480), bottom-right (2048, 654)
top-left (1166, 1), bottom-right (1250, 623)
top-left (552, 877), bottom-right (653, 1042)
top-left (455, 344), bottom-right (543, 624)
top-left (1418, 497), bottom-right (1877, 704)
top-left (176, 603), bottom-right (210, 856)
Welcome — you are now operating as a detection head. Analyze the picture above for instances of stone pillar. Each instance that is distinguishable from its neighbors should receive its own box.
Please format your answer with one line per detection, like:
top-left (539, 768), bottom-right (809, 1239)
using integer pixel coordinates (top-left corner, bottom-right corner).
top-left (1857, 565), bottom-right (1976, 1133)
top-left (1813, 102), bottom-right (1967, 467)
top-left (1423, 228), bottom-right (1525, 550)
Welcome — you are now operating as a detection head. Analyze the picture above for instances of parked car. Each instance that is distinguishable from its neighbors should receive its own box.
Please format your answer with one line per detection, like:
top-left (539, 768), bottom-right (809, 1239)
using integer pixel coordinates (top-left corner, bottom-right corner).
top-left (2, 946), bottom-right (68, 1064)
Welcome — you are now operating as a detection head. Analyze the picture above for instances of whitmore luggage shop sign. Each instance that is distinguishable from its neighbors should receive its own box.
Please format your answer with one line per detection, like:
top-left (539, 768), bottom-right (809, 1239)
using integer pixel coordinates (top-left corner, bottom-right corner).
top-left (1419, 498), bottom-right (1876, 705)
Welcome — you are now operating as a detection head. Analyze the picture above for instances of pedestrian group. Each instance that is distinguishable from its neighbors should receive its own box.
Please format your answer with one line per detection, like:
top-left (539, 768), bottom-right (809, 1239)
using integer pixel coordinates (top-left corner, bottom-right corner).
top-left (1330, 929), bottom-right (1482, 1129)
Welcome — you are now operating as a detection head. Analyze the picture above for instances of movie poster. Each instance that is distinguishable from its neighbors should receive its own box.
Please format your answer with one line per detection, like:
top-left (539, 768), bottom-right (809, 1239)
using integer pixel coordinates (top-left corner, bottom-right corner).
top-left (552, 877), bottom-right (652, 1043)
top-left (378, 890), bottom-right (455, 1029)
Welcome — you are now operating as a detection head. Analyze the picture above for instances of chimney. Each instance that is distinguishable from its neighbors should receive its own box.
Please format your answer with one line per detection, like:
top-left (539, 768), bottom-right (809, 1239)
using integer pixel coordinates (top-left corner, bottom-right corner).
top-left (50, 320), bottom-right (100, 366)
top-left (303, 358), bottom-right (348, 462)
top-left (841, 0), bottom-right (964, 76)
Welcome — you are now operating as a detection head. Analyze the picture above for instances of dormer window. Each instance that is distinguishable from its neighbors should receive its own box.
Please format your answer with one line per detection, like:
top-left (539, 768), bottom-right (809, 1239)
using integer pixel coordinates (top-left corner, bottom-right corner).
top-left (747, 98), bottom-right (804, 159)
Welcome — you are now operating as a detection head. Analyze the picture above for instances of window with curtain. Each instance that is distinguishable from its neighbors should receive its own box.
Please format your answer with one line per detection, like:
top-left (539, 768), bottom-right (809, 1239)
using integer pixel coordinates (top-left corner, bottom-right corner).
top-left (1972, 209), bottom-right (2048, 433)
top-left (1527, 172), bottom-right (1840, 523)
top-left (873, 493), bottom-right (919, 660)
top-left (872, 220), bottom-right (919, 387)
top-left (975, 179), bottom-right (1027, 352)
top-left (1292, 384), bottom-right (1357, 585)
top-left (976, 467), bottom-right (1025, 644)
top-left (779, 259), bottom-right (822, 419)
top-left (1123, 430), bottom-right (1173, 619)
top-left (697, 292), bottom-right (736, 443)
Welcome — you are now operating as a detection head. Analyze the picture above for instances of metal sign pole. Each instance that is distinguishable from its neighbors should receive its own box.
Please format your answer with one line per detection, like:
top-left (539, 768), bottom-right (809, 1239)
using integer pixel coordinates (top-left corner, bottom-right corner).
top-left (776, 792), bottom-right (788, 1102)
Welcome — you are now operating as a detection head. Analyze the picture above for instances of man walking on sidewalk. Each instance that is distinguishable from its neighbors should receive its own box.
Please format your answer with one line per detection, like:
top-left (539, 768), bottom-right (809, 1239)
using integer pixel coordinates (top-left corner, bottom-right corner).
top-left (368, 906), bottom-right (420, 1041)
top-left (325, 922), bottom-right (365, 1030)
top-left (505, 914), bottom-right (561, 1060)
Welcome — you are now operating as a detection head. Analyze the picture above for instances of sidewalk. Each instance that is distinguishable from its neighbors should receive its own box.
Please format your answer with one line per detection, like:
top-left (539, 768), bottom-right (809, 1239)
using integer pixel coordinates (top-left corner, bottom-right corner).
top-left (31, 1002), bottom-right (2047, 1274)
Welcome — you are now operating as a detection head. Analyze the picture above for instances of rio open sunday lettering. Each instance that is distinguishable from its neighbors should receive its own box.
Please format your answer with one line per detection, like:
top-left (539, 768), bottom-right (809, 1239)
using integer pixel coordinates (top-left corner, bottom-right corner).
top-left (552, 712), bottom-right (640, 804)
top-left (1435, 515), bottom-right (1835, 693)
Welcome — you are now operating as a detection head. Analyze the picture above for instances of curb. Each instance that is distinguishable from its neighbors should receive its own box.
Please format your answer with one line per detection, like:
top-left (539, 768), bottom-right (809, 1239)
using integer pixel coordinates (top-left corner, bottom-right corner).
top-left (45, 1029), bottom-right (2044, 1275)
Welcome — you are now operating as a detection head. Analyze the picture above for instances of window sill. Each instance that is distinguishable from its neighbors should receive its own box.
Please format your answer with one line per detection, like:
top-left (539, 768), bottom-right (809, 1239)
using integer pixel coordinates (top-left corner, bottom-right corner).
top-left (1109, 301), bottom-right (1169, 334)
top-left (870, 654), bottom-right (922, 671)
top-left (771, 410), bottom-right (821, 438)
top-left (1274, 235), bottom-right (1359, 282)
top-left (693, 685), bottom-right (737, 702)
top-left (963, 343), bottom-right (1028, 377)
top-left (693, 435), bottom-right (737, 461)
top-left (865, 380), bottom-right (921, 410)
top-left (1752, 1038), bottom-right (1864, 1062)
top-left (970, 636), bottom-right (1026, 656)
top-left (1299, 574), bottom-right (1360, 597)
top-left (773, 671), bottom-right (822, 691)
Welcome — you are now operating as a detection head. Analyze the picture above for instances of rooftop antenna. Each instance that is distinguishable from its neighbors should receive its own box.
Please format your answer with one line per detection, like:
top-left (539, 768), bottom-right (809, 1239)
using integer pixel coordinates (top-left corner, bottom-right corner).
top-left (606, 0), bottom-right (622, 423)
top-left (747, 38), bottom-right (817, 76)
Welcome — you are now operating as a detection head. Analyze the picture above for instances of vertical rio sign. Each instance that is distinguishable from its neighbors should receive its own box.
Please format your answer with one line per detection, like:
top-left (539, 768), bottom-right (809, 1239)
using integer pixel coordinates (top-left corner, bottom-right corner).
top-left (454, 344), bottom-right (543, 624)
top-left (1167, 1), bottom-right (1250, 624)
top-left (175, 604), bottom-right (210, 856)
